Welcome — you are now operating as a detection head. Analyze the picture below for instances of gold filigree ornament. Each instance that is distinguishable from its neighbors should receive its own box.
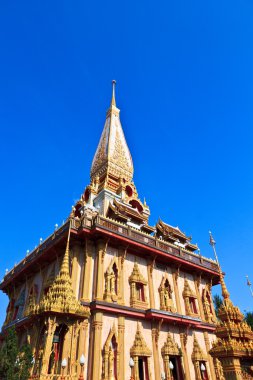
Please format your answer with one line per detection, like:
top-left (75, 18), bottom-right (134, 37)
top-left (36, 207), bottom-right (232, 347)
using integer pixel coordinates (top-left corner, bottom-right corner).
top-left (130, 322), bottom-right (151, 357)
top-left (29, 225), bottom-right (90, 318)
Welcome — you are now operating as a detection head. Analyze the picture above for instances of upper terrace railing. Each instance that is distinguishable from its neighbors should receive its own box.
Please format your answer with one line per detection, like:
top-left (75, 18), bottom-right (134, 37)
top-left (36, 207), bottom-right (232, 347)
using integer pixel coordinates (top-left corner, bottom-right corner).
top-left (2, 214), bottom-right (219, 286)
top-left (90, 215), bottom-right (219, 273)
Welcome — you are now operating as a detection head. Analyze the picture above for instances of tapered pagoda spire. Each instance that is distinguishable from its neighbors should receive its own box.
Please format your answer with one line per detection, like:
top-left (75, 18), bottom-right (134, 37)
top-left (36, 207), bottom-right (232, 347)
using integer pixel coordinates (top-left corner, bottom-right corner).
top-left (27, 223), bottom-right (90, 318)
top-left (90, 81), bottom-right (133, 186)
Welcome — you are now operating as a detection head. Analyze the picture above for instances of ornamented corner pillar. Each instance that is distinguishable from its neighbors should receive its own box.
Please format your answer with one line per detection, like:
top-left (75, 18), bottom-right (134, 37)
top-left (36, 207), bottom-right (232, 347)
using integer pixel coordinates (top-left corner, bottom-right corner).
top-left (147, 258), bottom-right (155, 309)
top-left (62, 324), bottom-right (72, 372)
top-left (219, 357), bottom-right (242, 380)
top-left (82, 239), bottom-right (94, 302)
top-left (70, 321), bottom-right (83, 375)
top-left (118, 316), bottom-right (125, 380)
top-left (213, 358), bottom-right (225, 380)
top-left (77, 320), bottom-right (89, 364)
top-left (95, 239), bottom-right (107, 301)
top-left (151, 320), bottom-right (161, 380)
top-left (71, 244), bottom-right (81, 297)
top-left (41, 317), bottom-right (57, 375)
top-left (203, 332), bottom-right (216, 380)
top-left (91, 312), bottom-right (103, 380)
top-left (118, 246), bottom-right (127, 305)
top-left (172, 267), bottom-right (182, 314)
top-left (179, 332), bottom-right (191, 380)
top-left (194, 275), bottom-right (205, 320)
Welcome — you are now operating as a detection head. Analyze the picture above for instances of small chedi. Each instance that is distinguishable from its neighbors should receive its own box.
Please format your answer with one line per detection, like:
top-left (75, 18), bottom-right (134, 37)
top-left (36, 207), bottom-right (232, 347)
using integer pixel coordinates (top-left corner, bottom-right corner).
top-left (209, 256), bottom-right (253, 379)
top-left (0, 81), bottom-right (251, 380)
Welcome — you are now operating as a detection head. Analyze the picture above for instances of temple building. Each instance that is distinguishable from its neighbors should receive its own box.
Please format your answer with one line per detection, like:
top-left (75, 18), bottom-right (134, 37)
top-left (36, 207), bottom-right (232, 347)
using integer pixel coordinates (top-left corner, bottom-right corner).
top-left (1, 81), bottom-right (239, 380)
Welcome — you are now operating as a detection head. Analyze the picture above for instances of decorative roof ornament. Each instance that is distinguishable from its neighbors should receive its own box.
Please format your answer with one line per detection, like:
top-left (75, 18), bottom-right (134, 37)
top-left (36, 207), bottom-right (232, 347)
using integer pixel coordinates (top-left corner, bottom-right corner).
top-left (129, 262), bottom-right (147, 285)
top-left (30, 223), bottom-right (90, 318)
top-left (130, 322), bottom-right (152, 357)
top-left (161, 333), bottom-right (181, 356)
top-left (192, 334), bottom-right (207, 362)
top-left (182, 278), bottom-right (196, 298)
top-left (90, 80), bottom-right (134, 186)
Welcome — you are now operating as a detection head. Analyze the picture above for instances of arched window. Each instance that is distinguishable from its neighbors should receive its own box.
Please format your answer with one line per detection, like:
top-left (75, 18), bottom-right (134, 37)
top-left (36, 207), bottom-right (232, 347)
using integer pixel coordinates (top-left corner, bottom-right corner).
top-left (192, 335), bottom-right (209, 380)
top-left (161, 333), bottom-right (183, 380)
top-left (129, 262), bottom-right (148, 309)
top-left (102, 325), bottom-right (119, 380)
top-left (12, 289), bottom-right (25, 321)
top-left (183, 279), bottom-right (199, 317)
top-left (48, 324), bottom-right (68, 375)
top-left (130, 323), bottom-right (152, 380)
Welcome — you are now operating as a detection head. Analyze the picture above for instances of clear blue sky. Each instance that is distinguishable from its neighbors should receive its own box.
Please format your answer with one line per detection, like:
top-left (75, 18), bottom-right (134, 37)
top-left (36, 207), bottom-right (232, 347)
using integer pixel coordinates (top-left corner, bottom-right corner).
top-left (0, 0), bottom-right (253, 326)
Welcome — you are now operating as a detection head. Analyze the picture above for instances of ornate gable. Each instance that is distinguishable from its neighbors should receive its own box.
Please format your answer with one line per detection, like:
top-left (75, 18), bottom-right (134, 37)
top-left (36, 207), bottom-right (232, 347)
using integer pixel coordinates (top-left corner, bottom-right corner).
top-left (161, 333), bottom-right (181, 356)
top-left (129, 262), bottom-right (147, 285)
top-left (130, 322), bottom-right (151, 357)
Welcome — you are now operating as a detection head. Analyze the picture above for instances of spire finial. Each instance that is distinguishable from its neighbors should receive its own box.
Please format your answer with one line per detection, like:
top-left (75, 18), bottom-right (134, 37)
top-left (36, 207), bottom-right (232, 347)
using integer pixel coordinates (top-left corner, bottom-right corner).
top-left (111, 80), bottom-right (116, 106)
top-left (60, 225), bottom-right (71, 275)
top-left (209, 231), bottom-right (230, 300)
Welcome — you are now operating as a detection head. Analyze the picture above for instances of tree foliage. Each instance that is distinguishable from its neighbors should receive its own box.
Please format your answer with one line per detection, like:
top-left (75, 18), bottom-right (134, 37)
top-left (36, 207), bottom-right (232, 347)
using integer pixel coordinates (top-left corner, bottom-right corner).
top-left (244, 311), bottom-right (253, 330)
top-left (0, 327), bottom-right (33, 380)
top-left (213, 294), bottom-right (223, 318)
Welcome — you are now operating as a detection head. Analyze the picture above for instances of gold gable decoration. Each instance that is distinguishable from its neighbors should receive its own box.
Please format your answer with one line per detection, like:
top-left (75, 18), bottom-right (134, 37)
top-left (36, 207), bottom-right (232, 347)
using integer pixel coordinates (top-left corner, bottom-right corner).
top-left (130, 322), bottom-right (152, 357)
top-left (191, 334), bottom-right (207, 362)
top-left (161, 333), bottom-right (181, 357)
top-left (182, 279), bottom-right (195, 298)
top-left (192, 335), bottom-right (209, 380)
top-left (29, 226), bottom-right (90, 318)
top-left (129, 262), bottom-right (147, 285)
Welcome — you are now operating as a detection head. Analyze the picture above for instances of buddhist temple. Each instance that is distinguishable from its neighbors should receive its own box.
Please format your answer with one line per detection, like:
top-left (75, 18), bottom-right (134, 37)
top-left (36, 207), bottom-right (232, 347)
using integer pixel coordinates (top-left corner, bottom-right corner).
top-left (1, 81), bottom-right (249, 380)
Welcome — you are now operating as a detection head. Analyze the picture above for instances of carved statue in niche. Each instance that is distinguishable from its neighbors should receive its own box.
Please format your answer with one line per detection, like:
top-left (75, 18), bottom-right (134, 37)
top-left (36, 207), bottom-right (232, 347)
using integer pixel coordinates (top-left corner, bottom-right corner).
top-left (202, 285), bottom-right (216, 324)
top-left (102, 325), bottom-right (119, 380)
top-left (159, 275), bottom-right (176, 312)
top-left (104, 258), bottom-right (119, 302)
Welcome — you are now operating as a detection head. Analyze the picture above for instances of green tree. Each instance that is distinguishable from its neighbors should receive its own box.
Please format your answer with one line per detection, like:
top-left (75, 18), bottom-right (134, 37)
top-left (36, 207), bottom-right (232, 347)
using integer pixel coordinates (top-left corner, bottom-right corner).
top-left (244, 311), bottom-right (253, 330)
top-left (213, 294), bottom-right (223, 318)
top-left (0, 327), bottom-right (33, 380)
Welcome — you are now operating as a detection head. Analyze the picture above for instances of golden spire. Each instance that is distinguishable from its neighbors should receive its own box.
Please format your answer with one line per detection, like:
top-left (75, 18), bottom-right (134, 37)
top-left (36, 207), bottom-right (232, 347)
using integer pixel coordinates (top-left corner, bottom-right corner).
top-left (29, 222), bottom-right (90, 318)
top-left (90, 80), bottom-right (134, 185)
top-left (60, 226), bottom-right (71, 276)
